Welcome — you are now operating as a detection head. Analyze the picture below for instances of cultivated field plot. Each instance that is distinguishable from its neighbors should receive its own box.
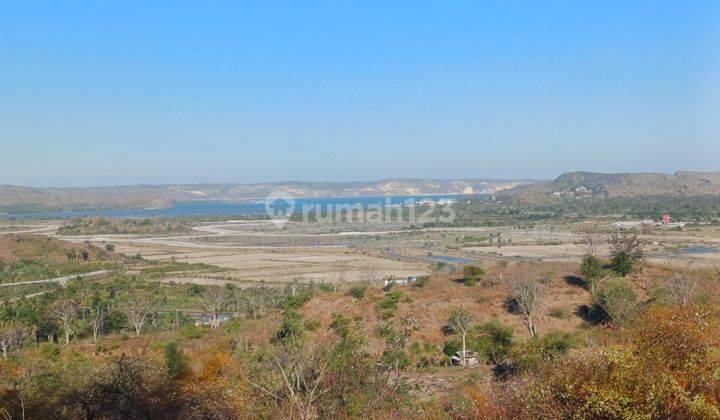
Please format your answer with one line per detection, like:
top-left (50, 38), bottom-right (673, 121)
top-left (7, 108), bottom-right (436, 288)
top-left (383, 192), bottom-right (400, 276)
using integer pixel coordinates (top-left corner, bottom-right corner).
top-left (114, 242), bottom-right (425, 285)
top-left (4, 219), bottom-right (719, 288)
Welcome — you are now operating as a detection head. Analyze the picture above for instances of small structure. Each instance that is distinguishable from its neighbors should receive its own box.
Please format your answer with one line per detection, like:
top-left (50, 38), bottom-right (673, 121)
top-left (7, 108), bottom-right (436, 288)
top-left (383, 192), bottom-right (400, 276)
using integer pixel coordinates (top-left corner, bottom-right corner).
top-left (383, 276), bottom-right (419, 287)
top-left (451, 350), bottom-right (479, 366)
top-left (194, 313), bottom-right (231, 326)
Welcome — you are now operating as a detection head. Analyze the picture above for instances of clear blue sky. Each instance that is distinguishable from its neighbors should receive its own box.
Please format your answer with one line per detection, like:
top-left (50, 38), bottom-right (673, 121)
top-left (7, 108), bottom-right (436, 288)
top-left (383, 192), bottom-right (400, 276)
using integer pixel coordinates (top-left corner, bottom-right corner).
top-left (1, 1), bottom-right (719, 187)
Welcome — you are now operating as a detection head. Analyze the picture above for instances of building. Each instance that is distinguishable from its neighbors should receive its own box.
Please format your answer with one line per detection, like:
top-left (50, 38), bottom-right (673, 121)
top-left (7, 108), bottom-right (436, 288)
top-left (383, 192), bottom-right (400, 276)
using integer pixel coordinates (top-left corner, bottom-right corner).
top-left (451, 351), bottom-right (479, 366)
top-left (383, 276), bottom-right (419, 287)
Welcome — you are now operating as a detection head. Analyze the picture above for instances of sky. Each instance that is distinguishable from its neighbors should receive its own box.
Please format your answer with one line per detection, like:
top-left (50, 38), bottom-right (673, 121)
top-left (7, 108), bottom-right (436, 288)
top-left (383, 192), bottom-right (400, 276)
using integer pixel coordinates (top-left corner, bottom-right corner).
top-left (1, 1), bottom-right (719, 187)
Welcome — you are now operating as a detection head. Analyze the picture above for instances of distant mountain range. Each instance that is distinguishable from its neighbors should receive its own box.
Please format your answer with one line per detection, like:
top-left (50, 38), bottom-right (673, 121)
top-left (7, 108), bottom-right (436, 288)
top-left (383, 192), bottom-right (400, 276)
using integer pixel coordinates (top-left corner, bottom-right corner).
top-left (0, 178), bottom-right (531, 213)
top-left (4, 172), bottom-right (718, 213)
top-left (499, 171), bottom-right (720, 202)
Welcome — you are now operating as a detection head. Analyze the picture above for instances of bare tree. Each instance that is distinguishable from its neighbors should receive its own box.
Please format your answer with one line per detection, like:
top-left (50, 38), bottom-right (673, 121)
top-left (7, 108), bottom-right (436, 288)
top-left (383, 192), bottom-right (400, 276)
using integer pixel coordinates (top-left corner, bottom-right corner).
top-left (447, 307), bottom-right (473, 366)
top-left (199, 288), bottom-right (229, 328)
top-left (664, 272), bottom-right (700, 306)
top-left (89, 306), bottom-right (105, 343)
top-left (510, 281), bottom-right (541, 337)
top-left (119, 296), bottom-right (154, 336)
top-left (49, 299), bottom-right (81, 344)
top-left (0, 321), bottom-right (27, 359)
top-left (244, 344), bottom-right (333, 419)
top-left (579, 224), bottom-right (604, 256)
top-left (362, 266), bottom-right (378, 287)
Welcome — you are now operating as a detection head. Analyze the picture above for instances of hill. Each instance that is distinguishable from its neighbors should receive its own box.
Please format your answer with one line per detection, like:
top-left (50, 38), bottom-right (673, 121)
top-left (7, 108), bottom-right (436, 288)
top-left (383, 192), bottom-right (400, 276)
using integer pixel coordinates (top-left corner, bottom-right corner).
top-left (0, 178), bottom-right (532, 213)
top-left (500, 171), bottom-right (720, 202)
top-left (0, 234), bottom-right (117, 263)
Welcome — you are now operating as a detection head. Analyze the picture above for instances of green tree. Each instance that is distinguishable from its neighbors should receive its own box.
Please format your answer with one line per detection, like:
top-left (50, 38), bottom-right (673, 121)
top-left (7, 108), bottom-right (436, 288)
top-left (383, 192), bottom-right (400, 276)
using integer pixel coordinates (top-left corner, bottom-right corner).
top-left (164, 341), bottom-right (187, 379)
top-left (609, 234), bottom-right (644, 276)
top-left (463, 265), bottom-right (485, 287)
top-left (274, 310), bottom-right (306, 346)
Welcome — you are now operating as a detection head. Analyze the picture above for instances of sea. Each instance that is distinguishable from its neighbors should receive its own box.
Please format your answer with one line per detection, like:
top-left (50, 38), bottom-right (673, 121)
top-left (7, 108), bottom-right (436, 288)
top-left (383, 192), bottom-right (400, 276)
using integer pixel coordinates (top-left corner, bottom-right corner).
top-left (2, 194), bottom-right (486, 219)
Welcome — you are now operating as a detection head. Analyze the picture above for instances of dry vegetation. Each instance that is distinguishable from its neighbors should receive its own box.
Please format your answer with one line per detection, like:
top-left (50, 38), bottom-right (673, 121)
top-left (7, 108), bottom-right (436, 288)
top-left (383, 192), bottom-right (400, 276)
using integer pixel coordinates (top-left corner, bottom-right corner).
top-left (1, 215), bottom-right (720, 418)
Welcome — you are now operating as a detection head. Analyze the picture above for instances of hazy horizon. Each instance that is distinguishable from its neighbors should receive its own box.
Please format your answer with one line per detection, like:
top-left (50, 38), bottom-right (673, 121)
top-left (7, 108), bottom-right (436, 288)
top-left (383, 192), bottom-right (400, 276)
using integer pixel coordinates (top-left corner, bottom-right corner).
top-left (2, 1), bottom-right (719, 187)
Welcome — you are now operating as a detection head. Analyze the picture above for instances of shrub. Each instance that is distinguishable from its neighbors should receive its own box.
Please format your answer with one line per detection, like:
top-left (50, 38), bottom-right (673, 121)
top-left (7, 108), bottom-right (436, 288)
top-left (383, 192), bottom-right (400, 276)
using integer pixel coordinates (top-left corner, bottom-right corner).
top-left (443, 337), bottom-right (462, 357)
top-left (548, 307), bottom-right (567, 319)
top-left (330, 313), bottom-right (352, 338)
top-left (473, 320), bottom-right (514, 364)
top-left (593, 278), bottom-right (638, 326)
top-left (513, 331), bottom-right (577, 372)
top-left (273, 310), bottom-right (306, 345)
top-left (304, 318), bottom-right (321, 331)
top-left (378, 290), bottom-right (403, 310)
top-left (414, 275), bottom-right (430, 287)
top-left (180, 324), bottom-right (206, 339)
top-left (348, 286), bottom-right (366, 300)
top-left (463, 265), bottom-right (485, 282)
top-left (164, 341), bottom-right (187, 379)
top-left (580, 254), bottom-right (605, 283)
top-left (609, 234), bottom-right (644, 276)
top-left (540, 331), bottom-right (577, 355)
top-left (282, 290), bottom-right (314, 309)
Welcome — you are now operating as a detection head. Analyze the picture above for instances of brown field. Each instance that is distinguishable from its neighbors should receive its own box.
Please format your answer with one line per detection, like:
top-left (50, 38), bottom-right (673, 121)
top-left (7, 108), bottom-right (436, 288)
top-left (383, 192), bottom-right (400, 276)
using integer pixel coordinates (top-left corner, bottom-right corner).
top-left (2, 219), bottom-right (719, 287)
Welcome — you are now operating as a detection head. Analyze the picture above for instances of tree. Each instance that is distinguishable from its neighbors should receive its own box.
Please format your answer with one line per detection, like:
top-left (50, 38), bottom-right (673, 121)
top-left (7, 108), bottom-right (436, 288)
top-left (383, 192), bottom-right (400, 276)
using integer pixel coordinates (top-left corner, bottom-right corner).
top-left (381, 316), bottom-right (419, 376)
top-left (447, 307), bottom-right (473, 366)
top-left (609, 234), bottom-right (644, 276)
top-left (463, 265), bottom-right (485, 287)
top-left (362, 266), bottom-right (378, 287)
top-left (579, 224), bottom-right (603, 256)
top-left (164, 341), bottom-right (187, 379)
top-left (509, 281), bottom-right (541, 337)
top-left (0, 320), bottom-right (26, 359)
top-left (593, 278), bottom-right (637, 327)
top-left (199, 287), bottom-right (229, 329)
top-left (119, 296), bottom-right (153, 336)
top-left (89, 306), bottom-right (105, 343)
top-left (663, 272), bottom-right (699, 306)
top-left (245, 343), bottom-right (333, 420)
top-left (49, 299), bottom-right (81, 344)
top-left (274, 310), bottom-right (306, 346)
top-left (475, 320), bottom-right (514, 364)
top-left (580, 254), bottom-right (606, 291)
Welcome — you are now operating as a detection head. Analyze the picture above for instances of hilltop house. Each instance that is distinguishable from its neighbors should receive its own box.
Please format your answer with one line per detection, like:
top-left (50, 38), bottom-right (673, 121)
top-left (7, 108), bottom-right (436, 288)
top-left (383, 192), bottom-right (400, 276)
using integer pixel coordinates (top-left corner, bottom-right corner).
top-left (383, 276), bottom-right (418, 287)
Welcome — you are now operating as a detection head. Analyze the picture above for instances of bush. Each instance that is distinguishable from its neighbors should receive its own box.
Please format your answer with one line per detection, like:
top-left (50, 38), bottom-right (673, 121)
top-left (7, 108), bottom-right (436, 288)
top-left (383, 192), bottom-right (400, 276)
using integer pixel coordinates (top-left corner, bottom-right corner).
top-left (609, 234), bottom-right (644, 276)
top-left (273, 310), bottom-right (305, 345)
top-left (473, 320), bottom-right (514, 364)
top-left (443, 337), bottom-right (462, 357)
top-left (348, 286), bottom-right (365, 300)
top-left (180, 324), bottom-right (206, 339)
top-left (282, 290), bottom-right (314, 309)
top-left (164, 341), bottom-right (187, 379)
top-left (330, 313), bottom-right (351, 338)
top-left (378, 290), bottom-right (403, 310)
top-left (580, 254), bottom-right (605, 283)
top-left (593, 278), bottom-right (638, 326)
top-left (414, 275), bottom-right (430, 287)
top-left (548, 307), bottom-right (567, 319)
top-left (463, 265), bottom-right (485, 282)
top-left (463, 277), bottom-right (477, 287)
top-left (513, 331), bottom-right (577, 372)
top-left (304, 318), bottom-right (321, 331)
top-left (540, 331), bottom-right (577, 355)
